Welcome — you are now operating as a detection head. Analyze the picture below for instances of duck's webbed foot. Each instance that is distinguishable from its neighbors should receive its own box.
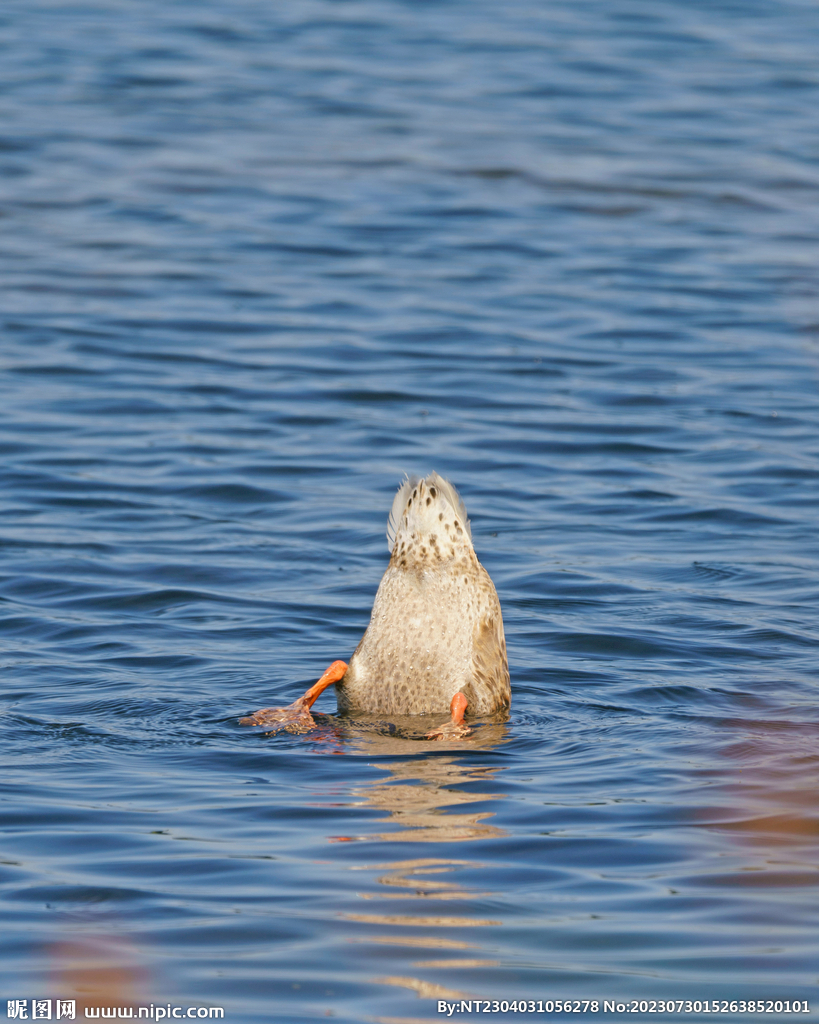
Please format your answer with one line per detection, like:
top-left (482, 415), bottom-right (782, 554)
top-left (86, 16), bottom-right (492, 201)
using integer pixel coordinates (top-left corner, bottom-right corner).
top-left (240, 695), bottom-right (317, 733)
top-left (240, 660), bottom-right (347, 734)
top-left (427, 692), bottom-right (472, 741)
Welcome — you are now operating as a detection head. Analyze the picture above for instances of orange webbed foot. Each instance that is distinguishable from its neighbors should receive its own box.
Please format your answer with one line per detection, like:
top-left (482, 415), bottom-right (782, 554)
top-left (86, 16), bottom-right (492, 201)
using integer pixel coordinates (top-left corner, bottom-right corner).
top-left (240, 660), bottom-right (347, 734)
top-left (427, 692), bottom-right (472, 741)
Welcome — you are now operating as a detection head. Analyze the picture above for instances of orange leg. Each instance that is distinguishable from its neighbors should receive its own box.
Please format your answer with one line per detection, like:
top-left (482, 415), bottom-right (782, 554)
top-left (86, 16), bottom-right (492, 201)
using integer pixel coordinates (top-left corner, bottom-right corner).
top-left (427, 691), bottom-right (472, 741)
top-left (240, 660), bottom-right (347, 733)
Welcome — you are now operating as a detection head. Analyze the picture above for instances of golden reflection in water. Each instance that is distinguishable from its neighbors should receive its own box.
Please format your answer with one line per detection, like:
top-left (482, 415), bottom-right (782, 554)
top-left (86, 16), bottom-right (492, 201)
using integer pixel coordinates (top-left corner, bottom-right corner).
top-left (336, 724), bottom-right (510, 1007)
top-left (48, 933), bottom-right (150, 1014)
top-left (366, 936), bottom-right (475, 949)
top-left (708, 717), bottom-right (819, 859)
top-left (342, 720), bottom-right (508, 845)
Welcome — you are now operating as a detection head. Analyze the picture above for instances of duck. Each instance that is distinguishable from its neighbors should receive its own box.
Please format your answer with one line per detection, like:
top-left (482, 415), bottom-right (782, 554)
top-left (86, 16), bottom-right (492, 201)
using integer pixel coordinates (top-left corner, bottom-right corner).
top-left (241, 472), bottom-right (510, 740)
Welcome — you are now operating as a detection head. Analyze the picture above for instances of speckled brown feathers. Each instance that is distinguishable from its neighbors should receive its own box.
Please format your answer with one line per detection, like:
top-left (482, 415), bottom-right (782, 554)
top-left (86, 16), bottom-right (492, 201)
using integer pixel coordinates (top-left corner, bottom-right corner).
top-left (336, 473), bottom-right (510, 716)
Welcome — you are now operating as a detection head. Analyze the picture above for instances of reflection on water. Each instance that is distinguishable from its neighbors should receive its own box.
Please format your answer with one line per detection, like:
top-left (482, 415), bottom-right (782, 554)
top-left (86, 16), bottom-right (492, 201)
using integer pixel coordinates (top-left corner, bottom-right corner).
top-left (339, 739), bottom-right (507, 1005)
top-left (373, 974), bottom-right (469, 1002)
top-left (706, 719), bottom-right (819, 859)
top-left (350, 734), bottom-right (507, 845)
top-left (48, 933), bottom-right (150, 1015)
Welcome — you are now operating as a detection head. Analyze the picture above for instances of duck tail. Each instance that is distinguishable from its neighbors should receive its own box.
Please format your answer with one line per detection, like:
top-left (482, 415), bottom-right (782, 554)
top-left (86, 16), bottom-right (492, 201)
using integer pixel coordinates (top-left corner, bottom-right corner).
top-left (386, 472), bottom-right (472, 553)
top-left (387, 475), bottom-right (419, 553)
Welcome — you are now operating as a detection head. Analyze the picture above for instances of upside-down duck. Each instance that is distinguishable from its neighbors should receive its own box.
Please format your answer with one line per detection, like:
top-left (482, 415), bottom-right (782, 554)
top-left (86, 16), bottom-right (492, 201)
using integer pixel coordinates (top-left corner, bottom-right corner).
top-left (241, 472), bottom-right (510, 740)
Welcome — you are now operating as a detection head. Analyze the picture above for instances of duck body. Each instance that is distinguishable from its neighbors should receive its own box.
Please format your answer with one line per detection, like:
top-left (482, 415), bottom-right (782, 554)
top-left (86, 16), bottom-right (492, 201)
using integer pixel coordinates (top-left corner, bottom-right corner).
top-left (241, 472), bottom-right (509, 737)
top-left (337, 473), bottom-right (510, 716)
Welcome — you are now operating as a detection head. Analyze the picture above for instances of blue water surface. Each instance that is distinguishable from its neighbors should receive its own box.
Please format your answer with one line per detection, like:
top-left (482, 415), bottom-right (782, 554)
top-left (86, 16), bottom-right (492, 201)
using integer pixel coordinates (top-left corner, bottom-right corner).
top-left (1, 1), bottom-right (819, 1022)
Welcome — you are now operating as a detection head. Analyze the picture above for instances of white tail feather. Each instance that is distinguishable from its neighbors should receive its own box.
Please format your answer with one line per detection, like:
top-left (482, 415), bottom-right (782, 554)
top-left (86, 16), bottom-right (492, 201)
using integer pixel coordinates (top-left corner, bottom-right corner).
top-left (386, 472), bottom-right (472, 552)
top-left (387, 475), bottom-right (418, 553)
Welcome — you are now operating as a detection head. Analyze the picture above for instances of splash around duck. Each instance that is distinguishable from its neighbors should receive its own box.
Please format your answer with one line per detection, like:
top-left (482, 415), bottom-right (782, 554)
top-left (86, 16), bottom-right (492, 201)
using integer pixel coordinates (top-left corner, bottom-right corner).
top-left (241, 473), bottom-right (510, 740)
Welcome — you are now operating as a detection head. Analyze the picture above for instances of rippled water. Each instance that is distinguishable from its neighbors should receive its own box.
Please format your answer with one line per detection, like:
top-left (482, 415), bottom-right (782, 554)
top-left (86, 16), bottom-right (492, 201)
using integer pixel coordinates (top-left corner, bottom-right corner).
top-left (2, 1), bottom-right (819, 1021)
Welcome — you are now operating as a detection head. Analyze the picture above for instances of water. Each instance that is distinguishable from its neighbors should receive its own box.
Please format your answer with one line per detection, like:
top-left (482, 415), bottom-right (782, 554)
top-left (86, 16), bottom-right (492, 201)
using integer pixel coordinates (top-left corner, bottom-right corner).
top-left (1, 1), bottom-right (819, 1021)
